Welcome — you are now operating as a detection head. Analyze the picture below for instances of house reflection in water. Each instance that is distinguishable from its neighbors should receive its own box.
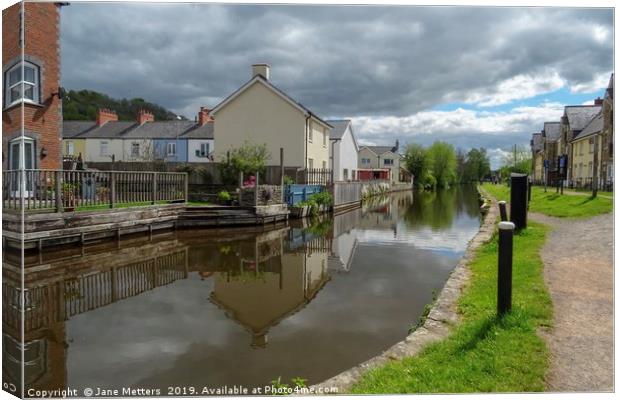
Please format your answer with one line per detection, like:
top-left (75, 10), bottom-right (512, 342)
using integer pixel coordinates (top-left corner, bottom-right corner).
top-left (204, 227), bottom-right (331, 349)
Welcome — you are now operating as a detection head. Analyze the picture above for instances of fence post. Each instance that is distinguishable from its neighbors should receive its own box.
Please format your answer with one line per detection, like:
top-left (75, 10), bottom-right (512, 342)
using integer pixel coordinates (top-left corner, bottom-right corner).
top-left (184, 172), bottom-right (189, 202)
top-left (254, 171), bottom-right (260, 206)
top-left (151, 172), bottom-right (157, 205)
top-left (110, 172), bottom-right (116, 208)
top-left (280, 148), bottom-right (285, 203)
top-left (302, 187), bottom-right (307, 202)
top-left (55, 170), bottom-right (63, 213)
top-left (498, 200), bottom-right (508, 221)
top-left (497, 221), bottom-right (515, 315)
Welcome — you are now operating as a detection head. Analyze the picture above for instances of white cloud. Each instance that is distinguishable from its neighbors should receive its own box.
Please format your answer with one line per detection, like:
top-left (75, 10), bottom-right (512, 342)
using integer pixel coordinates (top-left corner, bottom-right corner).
top-left (460, 70), bottom-right (566, 107)
top-left (570, 71), bottom-right (612, 94)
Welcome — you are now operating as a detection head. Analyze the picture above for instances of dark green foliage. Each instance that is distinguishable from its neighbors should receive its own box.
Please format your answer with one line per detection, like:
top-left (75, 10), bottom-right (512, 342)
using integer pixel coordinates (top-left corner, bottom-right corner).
top-left (63, 89), bottom-right (183, 121)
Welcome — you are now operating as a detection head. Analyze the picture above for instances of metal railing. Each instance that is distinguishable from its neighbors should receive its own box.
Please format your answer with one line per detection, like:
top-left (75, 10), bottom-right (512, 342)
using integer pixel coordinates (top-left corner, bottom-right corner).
top-left (2, 169), bottom-right (188, 212)
top-left (296, 168), bottom-right (333, 185)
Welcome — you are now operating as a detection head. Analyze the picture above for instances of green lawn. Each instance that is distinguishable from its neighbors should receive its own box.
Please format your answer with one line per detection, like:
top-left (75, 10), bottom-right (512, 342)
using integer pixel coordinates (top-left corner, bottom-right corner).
top-left (350, 222), bottom-right (552, 393)
top-left (481, 183), bottom-right (612, 218)
top-left (74, 200), bottom-right (177, 212)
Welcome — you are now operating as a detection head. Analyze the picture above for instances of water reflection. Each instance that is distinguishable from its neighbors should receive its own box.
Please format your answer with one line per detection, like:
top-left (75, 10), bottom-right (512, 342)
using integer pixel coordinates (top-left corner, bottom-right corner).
top-left (3, 187), bottom-right (481, 395)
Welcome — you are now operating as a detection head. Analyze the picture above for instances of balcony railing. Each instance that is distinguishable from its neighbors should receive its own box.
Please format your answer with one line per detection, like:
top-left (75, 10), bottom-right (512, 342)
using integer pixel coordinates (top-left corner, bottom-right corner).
top-left (2, 169), bottom-right (188, 212)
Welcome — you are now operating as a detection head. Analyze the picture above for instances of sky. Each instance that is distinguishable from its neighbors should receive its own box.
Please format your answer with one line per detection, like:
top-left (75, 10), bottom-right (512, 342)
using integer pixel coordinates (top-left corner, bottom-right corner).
top-left (59, 2), bottom-right (613, 169)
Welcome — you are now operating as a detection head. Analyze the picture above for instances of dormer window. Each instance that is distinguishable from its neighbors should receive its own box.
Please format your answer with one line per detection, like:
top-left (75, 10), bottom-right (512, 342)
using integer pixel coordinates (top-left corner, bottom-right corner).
top-left (4, 61), bottom-right (40, 107)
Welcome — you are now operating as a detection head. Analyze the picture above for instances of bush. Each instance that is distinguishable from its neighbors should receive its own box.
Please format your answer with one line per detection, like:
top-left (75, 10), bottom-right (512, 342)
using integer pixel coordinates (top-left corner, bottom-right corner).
top-left (217, 191), bottom-right (231, 202)
top-left (311, 190), bottom-right (332, 206)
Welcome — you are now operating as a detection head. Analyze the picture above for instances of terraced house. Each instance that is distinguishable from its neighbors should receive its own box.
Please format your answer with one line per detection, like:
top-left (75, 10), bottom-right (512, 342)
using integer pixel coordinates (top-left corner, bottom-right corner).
top-left (62, 108), bottom-right (214, 163)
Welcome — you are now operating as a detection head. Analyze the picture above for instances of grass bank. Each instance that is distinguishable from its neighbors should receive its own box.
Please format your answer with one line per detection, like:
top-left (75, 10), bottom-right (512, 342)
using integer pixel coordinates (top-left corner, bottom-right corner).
top-left (350, 221), bottom-right (552, 393)
top-left (481, 183), bottom-right (612, 218)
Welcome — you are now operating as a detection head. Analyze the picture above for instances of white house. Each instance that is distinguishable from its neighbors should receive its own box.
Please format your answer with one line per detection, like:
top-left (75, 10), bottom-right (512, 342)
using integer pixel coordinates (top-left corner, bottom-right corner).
top-left (327, 119), bottom-right (359, 181)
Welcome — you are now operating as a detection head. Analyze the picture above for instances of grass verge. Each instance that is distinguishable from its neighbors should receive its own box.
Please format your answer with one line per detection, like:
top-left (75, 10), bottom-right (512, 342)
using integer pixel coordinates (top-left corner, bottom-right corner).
top-left (350, 221), bottom-right (552, 393)
top-left (74, 200), bottom-right (176, 212)
top-left (481, 183), bottom-right (612, 218)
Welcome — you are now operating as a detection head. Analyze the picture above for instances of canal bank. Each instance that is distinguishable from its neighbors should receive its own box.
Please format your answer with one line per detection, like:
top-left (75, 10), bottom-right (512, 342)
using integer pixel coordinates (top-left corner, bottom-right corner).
top-left (312, 187), bottom-right (498, 393)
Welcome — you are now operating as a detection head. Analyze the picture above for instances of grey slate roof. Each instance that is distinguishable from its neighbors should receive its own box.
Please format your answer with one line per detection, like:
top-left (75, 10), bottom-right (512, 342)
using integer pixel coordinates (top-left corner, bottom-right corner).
top-left (123, 121), bottom-right (196, 139)
top-left (63, 121), bottom-right (97, 138)
top-left (74, 121), bottom-right (137, 138)
top-left (572, 112), bottom-right (603, 141)
top-left (365, 145), bottom-right (396, 155)
top-left (180, 122), bottom-right (214, 139)
top-left (531, 133), bottom-right (544, 152)
top-left (543, 122), bottom-right (561, 141)
top-left (62, 120), bottom-right (214, 140)
top-left (564, 105), bottom-right (602, 132)
top-left (326, 120), bottom-right (350, 140)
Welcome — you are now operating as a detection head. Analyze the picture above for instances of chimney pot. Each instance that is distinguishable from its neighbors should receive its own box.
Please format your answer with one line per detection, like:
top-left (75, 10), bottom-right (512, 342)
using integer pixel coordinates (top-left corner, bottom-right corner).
top-left (252, 63), bottom-right (270, 80)
top-left (97, 108), bottom-right (118, 126)
top-left (198, 107), bottom-right (213, 126)
top-left (137, 109), bottom-right (155, 125)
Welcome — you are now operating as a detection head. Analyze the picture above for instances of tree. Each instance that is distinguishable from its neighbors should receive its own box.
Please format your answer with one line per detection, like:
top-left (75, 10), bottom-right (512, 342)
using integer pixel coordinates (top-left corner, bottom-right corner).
top-left (404, 143), bottom-right (429, 188)
top-left (463, 147), bottom-right (491, 183)
top-left (499, 144), bottom-right (531, 182)
top-left (427, 141), bottom-right (457, 188)
top-left (219, 141), bottom-right (271, 185)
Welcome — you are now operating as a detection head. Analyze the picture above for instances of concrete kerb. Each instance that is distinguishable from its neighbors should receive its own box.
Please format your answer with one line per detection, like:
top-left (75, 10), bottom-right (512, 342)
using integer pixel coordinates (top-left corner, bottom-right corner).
top-left (311, 187), bottom-right (498, 393)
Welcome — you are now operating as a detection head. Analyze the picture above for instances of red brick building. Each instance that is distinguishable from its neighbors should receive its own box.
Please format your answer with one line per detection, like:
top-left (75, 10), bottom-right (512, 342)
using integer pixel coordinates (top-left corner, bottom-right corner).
top-left (2, 1), bottom-right (63, 171)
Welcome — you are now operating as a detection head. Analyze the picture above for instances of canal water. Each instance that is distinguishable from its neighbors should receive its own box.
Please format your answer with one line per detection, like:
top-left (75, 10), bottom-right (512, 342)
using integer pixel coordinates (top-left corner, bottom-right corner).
top-left (4, 186), bottom-right (482, 396)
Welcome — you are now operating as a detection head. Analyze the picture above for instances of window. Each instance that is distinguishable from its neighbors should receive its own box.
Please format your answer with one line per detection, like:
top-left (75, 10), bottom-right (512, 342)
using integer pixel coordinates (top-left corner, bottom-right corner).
top-left (4, 61), bottom-right (40, 106)
top-left (322, 160), bottom-right (327, 169)
top-left (131, 142), bottom-right (140, 158)
top-left (100, 141), bottom-right (109, 156)
top-left (200, 142), bottom-right (210, 157)
top-left (308, 158), bottom-right (314, 169)
top-left (588, 161), bottom-right (593, 177)
top-left (579, 142), bottom-right (584, 155)
top-left (309, 124), bottom-right (313, 142)
top-left (589, 138), bottom-right (594, 154)
top-left (166, 142), bottom-right (177, 156)
top-left (362, 158), bottom-right (371, 165)
top-left (343, 169), bottom-right (348, 180)
top-left (322, 129), bottom-right (327, 147)
top-left (66, 141), bottom-right (75, 155)
top-left (384, 158), bottom-right (394, 166)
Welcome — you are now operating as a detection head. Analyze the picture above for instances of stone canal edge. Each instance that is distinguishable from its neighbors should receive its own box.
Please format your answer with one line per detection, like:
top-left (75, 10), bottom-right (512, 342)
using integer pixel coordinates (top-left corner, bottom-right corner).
top-left (312, 188), bottom-right (498, 393)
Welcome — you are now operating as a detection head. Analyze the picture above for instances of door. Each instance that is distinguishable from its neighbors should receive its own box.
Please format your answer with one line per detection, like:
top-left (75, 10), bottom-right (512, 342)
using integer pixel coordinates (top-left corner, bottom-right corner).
top-left (9, 137), bottom-right (35, 197)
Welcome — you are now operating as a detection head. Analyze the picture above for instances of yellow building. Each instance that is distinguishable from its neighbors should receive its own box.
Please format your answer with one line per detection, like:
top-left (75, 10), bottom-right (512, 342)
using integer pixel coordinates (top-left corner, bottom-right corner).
top-left (212, 64), bottom-right (331, 169)
top-left (570, 113), bottom-right (603, 189)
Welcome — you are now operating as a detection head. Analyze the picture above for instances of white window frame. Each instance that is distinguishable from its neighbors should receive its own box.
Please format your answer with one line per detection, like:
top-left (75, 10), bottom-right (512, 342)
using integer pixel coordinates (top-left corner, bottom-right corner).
top-left (322, 160), bottom-right (327, 169)
top-left (199, 142), bottom-right (210, 157)
top-left (4, 61), bottom-right (40, 107)
top-left (66, 141), bottom-right (75, 155)
top-left (99, 141), bottom-right (109, 156)
top-left (308, 158), bottom-right (314, 169)
top-left (131, 142), bottom-right (140, 158)
top-left (384, 158), bottom-right (394, 166)
top-left (362, 158), bottom-right (370, 165)
top-left (308, 122), bottom-right (313, 143)
top-left (322, 129), bottom-right (327, 147)
top-left (166, 142), bottom-right (177, 156)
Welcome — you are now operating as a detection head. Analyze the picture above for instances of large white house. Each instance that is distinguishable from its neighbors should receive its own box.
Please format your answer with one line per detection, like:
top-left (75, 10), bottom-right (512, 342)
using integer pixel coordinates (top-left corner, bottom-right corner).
top-left (327, 119), bottom-right (359, 181)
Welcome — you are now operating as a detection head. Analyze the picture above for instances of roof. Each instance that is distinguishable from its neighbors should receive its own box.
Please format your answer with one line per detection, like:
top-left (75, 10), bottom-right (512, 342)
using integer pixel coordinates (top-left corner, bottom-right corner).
top-left (362, 145), bottom-right (397, 155)
top-left (211, 74), bottom-right (332, 129)
top-left (73, 121), bottom-right (137, 139)
top-left (63, 121), bottom-right (96, 138)
top-left (531, 132), bottom-right (544, 152)
top-left (326, 120), bottom-right (350, 140)
top-left (605, 73), bottom-right (614, 100)
top-left (572, 112), bottom-right (603, 141)
top-left (543, 122), bottom-right (561, 141)
top-left (62, 120), bottom-right (214, 140)
top-left (564, 105), bottom-right (602, 132)
top-left (180, 122), bottom-right (214, 139)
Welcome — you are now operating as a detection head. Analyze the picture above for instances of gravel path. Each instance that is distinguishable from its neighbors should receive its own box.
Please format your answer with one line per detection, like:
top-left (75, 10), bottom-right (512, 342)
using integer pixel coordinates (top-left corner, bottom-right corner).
top-left (530, 212), bottom-right (614, 392)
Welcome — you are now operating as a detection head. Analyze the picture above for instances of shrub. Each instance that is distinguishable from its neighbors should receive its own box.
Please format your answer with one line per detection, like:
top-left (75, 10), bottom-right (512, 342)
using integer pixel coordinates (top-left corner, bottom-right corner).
top-left (217, 191), bottom-right (231, 202)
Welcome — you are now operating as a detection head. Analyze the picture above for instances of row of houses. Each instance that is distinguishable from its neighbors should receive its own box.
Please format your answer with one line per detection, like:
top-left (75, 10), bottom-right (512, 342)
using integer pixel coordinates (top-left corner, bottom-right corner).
top-left (62, 64), bottom-right (411, 183)
top-left (530, 73), bottom-right (614, 190)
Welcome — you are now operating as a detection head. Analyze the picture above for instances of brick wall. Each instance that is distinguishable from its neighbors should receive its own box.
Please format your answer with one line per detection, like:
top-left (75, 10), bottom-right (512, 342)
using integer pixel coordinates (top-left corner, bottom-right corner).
top-left (2, 2), bottom-right (62, 170)
top-left (239, 185), bottom-right (283, 206)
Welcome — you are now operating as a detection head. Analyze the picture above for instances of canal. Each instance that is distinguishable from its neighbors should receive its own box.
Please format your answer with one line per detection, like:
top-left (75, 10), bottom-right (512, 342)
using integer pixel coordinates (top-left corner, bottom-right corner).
top-left (3, 186), bottom-right (482, 395)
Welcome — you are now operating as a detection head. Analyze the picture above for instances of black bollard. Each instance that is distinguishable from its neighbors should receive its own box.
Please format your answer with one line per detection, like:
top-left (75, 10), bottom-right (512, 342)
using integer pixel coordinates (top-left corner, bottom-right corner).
top-left (498, 200), bottom-right (508, 221)
top-left (497, 221), bottom-right (515, 315)
top-left (510, 173), bottom-right (528, 230)
top-left (527, 178), bottom-right (532, 205)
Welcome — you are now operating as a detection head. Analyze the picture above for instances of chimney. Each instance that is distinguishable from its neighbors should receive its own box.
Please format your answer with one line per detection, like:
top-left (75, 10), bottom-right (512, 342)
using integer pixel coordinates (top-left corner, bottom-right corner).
top-left (198, 107), bottom-right (213, 126)
top-left (137, 109), bottom-right (154, 125)
top-left (393, 139), bottom-right (399, 152)
top-left (96, 108), bottom-right (118, 126)
top-left (252, 63), bottom-right (270, 80)
top-left (594, 97), bottom-right (603, 106)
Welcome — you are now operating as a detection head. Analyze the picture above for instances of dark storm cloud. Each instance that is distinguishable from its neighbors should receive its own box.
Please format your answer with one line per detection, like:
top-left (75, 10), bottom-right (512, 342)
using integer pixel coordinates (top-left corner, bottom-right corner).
top-left (60, 3), bottom-right (612, 119)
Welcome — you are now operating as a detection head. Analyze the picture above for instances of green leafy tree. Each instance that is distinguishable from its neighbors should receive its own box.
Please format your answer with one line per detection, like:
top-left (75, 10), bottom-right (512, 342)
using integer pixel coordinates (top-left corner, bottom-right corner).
top-left (427, 141), bottom-right (457, 188)
top-left (219, 141), bottom-right (271, 185)
top-left (463, 147), bottom-right (491, 183)
top-left (498, 145), bottom-right (532, 182)
top-left (62, 89), bottom-right (184, 121)
top-left (404, 143), bottom-right (429, 188)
